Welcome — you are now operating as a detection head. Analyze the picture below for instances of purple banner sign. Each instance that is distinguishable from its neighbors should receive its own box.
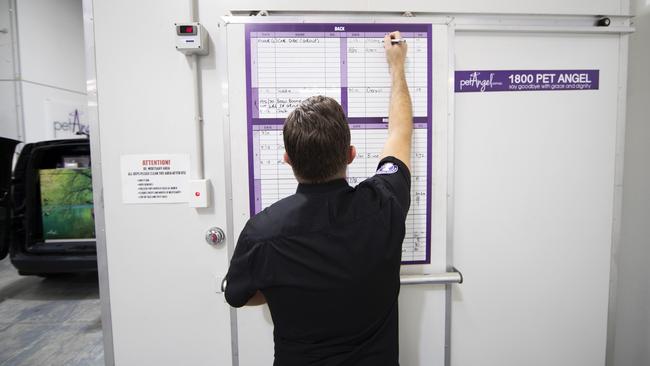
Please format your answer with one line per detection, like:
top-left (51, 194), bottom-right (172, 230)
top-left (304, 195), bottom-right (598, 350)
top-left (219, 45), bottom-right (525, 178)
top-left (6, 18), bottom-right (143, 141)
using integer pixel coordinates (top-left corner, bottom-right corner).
top-left (455, 69), bottom-right (599, 93)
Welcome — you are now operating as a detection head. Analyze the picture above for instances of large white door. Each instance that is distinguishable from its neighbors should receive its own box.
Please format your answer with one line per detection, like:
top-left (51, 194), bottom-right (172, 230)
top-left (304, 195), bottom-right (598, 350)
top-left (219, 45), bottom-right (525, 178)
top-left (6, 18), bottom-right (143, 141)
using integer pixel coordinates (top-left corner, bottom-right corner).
top-left (452, 32), bottom-right (622, 366)
top-left (89, 2), bottom-right (235, 365)
top-left (224, 18), bottom-right (454, 366)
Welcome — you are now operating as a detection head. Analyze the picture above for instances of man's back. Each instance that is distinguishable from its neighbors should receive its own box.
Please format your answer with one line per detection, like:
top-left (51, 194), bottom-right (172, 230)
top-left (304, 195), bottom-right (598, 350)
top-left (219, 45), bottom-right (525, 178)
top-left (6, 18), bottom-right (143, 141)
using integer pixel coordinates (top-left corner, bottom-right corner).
top-left (226, 158), bottom-right (410, 365)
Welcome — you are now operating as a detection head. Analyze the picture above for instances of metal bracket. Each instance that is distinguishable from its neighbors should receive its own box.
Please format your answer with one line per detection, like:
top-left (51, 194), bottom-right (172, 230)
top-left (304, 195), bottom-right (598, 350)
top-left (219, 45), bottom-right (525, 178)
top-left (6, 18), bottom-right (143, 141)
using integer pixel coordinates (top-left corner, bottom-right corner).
top-left (251, 10), bottom-right (269, 17)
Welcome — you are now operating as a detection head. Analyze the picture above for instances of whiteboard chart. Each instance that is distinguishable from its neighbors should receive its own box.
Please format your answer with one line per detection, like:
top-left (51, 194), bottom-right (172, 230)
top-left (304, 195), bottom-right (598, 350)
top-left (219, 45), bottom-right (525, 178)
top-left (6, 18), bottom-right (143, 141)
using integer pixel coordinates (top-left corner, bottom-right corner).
top-left (245, 24), bottom-right (432, 264)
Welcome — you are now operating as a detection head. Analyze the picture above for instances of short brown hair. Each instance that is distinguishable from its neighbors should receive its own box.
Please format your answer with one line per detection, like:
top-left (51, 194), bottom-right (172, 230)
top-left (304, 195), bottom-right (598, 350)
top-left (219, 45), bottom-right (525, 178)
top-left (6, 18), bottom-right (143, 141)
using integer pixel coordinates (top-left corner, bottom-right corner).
top-left (283, 96), bottom-right (350, 183)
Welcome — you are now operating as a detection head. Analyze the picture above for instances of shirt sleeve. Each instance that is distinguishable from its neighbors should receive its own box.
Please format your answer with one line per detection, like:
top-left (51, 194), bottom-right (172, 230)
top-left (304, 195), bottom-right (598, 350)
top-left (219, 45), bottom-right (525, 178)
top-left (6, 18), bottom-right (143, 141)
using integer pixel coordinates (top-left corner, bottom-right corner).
top-left (366, 156), bottom-right (411, 217)
top-left (224, 231), bottom-right (258, 308)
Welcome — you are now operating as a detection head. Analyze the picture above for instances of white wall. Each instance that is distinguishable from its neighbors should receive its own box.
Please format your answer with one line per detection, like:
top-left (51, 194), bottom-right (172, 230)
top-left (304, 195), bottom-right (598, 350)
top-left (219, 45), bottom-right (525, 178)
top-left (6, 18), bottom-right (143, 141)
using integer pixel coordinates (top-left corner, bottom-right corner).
top-left (20, 81), bottom-right (87, 142)
top-left (0, 0), bottom-right (87, 142)
top-left (611, 1), bottom-right (650, 365)
top-left (17, 0), bottom-right (85, 92)
top-left (452, 32), bottom-right (620, 366)
top-left (90, 1), bottom-right (235, 364)
top-left (90, 0), bottom-right (630, 365)
top-left (224, 0), bottom-right (627, 16)
top-left (0, 0), bottom-right (12, 80)
top-left (0, 0), bottom-right (19, 141)
top-left (0, 83), bottom-right (18, 140)
top-left (16, 0), bottom-right (87, 142)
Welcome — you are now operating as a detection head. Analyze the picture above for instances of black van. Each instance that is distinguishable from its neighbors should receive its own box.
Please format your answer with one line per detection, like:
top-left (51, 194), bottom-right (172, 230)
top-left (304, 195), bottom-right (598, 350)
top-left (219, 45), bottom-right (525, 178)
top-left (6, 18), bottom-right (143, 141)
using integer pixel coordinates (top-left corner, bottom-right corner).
top-left (0, 137), bottom-right (97, 276)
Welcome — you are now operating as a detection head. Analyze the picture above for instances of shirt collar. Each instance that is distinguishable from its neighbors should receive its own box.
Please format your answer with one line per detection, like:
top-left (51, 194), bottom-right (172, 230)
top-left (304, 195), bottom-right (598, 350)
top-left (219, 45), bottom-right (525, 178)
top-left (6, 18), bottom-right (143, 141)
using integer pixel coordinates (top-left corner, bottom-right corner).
top-left (296, 178), bottom-right (350, 194)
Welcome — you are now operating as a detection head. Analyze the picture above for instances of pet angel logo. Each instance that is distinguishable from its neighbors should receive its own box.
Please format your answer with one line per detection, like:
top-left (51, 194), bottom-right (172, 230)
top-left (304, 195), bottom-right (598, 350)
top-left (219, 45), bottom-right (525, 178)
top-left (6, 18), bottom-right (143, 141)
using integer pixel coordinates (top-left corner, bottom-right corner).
top-left (457, 71), bottom-right (503, 92)
top-left (53, 109), bottom-right (89, 139)
top-left (376, 162), bottom-right (398, 175)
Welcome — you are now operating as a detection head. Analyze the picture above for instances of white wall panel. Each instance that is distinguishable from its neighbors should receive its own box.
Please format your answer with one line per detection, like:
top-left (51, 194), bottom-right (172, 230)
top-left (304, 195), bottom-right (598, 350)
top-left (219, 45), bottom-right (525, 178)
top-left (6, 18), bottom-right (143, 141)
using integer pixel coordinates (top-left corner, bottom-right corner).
top-left (222, 0), bottom-right (627, 16)
top-left (90, 0), bottom-right (631, 365)
top-left (20, 81), bottom-right (86, 142)
top-left (91, 0), bottom-right (233, 364)
top-left (611, 0), bottom-right (650, 365)
top-left (0, 0), bottom-right (18, 140)
top-left (0, 0), bottom-right (13, 79)
top-left (17, 0), bottom-right (85, 92)
top-left (0, 81), bottom-right (18, 139)
top-left (452, 32), bottom-right (620, 366)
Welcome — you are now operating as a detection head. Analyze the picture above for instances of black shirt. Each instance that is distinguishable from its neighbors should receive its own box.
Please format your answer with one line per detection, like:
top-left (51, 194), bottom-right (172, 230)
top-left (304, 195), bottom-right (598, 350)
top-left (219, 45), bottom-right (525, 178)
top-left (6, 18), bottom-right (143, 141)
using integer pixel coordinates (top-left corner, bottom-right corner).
top-left (225, 156), bottom-right (411, 366)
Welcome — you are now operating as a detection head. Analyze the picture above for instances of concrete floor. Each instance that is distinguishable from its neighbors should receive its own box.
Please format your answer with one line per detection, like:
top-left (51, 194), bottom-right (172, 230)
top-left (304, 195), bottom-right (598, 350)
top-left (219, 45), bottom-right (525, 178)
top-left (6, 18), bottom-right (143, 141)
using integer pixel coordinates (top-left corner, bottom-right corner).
top-left (0, 259), bottom-right (104, 366)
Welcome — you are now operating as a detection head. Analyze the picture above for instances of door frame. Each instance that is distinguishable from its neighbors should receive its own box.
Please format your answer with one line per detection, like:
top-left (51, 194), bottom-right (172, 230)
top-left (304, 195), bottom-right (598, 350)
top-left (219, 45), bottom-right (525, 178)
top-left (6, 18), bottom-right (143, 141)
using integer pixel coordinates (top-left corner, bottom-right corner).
top-left (82, 1), bottom-right (115, 365)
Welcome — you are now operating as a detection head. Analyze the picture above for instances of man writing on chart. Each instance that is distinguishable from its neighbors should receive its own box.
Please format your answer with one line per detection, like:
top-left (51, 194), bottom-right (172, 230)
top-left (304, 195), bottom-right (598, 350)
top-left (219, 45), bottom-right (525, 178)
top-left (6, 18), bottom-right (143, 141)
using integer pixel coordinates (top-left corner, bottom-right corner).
top-left (225, 31), bottom-right (413, 366)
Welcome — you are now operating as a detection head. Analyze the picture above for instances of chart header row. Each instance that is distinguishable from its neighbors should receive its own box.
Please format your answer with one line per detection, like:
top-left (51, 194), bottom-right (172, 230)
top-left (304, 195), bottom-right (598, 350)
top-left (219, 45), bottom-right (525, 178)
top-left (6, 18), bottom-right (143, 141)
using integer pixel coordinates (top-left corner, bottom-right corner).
top-left (250, 31), bottom-right (429, 38)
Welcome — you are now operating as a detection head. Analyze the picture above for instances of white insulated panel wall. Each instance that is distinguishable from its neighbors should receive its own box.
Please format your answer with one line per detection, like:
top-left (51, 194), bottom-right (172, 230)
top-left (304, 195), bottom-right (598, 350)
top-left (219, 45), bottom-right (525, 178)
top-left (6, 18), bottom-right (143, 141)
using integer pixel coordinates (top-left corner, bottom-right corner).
top-left (223, 0), bottom-right (627, 16)
top-left (611, 1), bottom-right (650, 365)
top-left (0, 0), bottom-right (18, 140)
top-left (452, 32), bottom-right (621, 366)
top-left (89, 0), bottom-right (629, 365)
top-left (17, 0), bottom-right (86, 93)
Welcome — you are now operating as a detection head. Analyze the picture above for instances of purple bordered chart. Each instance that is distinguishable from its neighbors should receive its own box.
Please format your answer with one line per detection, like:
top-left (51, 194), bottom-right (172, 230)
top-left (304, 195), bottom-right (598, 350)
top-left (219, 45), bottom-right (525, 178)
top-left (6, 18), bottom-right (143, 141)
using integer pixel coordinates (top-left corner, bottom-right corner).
top-left (244, 23), bottom-right (432, 264)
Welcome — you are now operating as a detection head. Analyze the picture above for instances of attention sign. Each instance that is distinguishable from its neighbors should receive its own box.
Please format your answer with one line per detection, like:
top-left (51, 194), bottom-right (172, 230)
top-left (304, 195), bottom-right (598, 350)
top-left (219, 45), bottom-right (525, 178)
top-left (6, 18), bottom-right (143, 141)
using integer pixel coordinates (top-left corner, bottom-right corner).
top-left (121, 154), bottom-right (190, 204)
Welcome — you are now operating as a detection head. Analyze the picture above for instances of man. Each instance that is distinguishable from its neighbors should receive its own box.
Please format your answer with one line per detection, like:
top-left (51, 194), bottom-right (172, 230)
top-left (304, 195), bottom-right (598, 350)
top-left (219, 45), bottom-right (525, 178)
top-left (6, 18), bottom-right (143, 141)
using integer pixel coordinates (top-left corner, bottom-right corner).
top-left (225, 31), bottom-right (413, 366)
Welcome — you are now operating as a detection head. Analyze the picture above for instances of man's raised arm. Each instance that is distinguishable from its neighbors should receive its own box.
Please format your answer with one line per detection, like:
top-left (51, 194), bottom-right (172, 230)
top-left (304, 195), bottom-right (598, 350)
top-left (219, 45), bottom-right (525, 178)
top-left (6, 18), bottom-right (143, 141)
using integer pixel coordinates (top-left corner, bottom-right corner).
top-left (380, 31), bottom-right (413, 170)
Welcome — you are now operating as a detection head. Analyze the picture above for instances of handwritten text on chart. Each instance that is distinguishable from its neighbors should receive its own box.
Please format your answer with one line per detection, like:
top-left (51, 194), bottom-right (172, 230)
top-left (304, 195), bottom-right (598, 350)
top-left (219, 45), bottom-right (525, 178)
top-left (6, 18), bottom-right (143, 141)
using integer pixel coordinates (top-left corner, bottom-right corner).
top-left (246, 24), bottom-right (433, 264)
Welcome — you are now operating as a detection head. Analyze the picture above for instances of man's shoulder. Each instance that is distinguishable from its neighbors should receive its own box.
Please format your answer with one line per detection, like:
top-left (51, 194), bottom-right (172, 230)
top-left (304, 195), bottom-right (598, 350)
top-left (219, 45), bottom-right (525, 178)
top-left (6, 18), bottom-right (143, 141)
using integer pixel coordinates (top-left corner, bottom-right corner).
top-left (355, 156), bottom-right (411, 217)
top-left (244, 193), bottom-right (302, 242)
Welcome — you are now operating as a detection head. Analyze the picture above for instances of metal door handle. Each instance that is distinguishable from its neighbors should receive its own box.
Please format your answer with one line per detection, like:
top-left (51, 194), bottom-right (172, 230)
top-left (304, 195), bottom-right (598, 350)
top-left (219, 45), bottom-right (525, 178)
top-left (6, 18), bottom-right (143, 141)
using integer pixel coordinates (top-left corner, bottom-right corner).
top-left (220, 268), bottom-right (463, 293)
top-left (400, 269), bottom-right (463, 285)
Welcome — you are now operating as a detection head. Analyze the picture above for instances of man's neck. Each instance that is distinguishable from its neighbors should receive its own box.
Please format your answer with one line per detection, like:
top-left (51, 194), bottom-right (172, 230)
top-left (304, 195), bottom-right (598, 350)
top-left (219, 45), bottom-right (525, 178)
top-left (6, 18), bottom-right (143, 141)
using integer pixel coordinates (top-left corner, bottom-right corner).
top-left (296, 171), bottom-right (347, 184)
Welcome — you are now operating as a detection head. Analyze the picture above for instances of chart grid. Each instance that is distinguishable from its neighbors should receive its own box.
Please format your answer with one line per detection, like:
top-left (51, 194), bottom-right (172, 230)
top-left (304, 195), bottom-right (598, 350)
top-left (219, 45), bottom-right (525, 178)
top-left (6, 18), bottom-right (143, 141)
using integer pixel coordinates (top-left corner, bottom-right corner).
top-left (245, 23), bottom-right (432, 264)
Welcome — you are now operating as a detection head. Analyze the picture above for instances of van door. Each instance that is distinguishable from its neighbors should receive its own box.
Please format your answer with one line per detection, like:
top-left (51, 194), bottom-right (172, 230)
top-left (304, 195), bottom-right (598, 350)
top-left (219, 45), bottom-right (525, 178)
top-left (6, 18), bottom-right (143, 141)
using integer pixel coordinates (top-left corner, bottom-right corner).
top-left (0, 137), bottom-right (20, 259)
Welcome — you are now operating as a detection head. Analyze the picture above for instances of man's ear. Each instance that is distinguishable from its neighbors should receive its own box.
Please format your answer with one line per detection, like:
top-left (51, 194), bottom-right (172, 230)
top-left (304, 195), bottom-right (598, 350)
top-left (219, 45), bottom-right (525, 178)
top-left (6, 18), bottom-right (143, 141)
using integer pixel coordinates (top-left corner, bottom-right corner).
top-left (283, 152), bottom-right (292, 166)
top-left (348, 146), bottom-right (356, 164)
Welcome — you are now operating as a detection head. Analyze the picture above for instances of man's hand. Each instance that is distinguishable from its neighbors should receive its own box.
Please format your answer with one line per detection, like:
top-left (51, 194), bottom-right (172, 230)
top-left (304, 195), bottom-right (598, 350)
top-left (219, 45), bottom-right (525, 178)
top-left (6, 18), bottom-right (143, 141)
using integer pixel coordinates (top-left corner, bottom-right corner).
top-left (245, 290), bottom-right (267, 306)
top-left (380, 31), bottom-right (413, 169)
top-left (384, 31), bottom-right (408, 73)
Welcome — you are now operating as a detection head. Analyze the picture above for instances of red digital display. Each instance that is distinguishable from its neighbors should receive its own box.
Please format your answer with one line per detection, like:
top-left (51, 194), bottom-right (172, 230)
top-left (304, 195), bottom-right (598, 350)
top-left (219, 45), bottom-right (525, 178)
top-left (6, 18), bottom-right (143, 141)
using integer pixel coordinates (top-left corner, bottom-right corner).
top-left (179, 25), bottom-right (195, 35)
